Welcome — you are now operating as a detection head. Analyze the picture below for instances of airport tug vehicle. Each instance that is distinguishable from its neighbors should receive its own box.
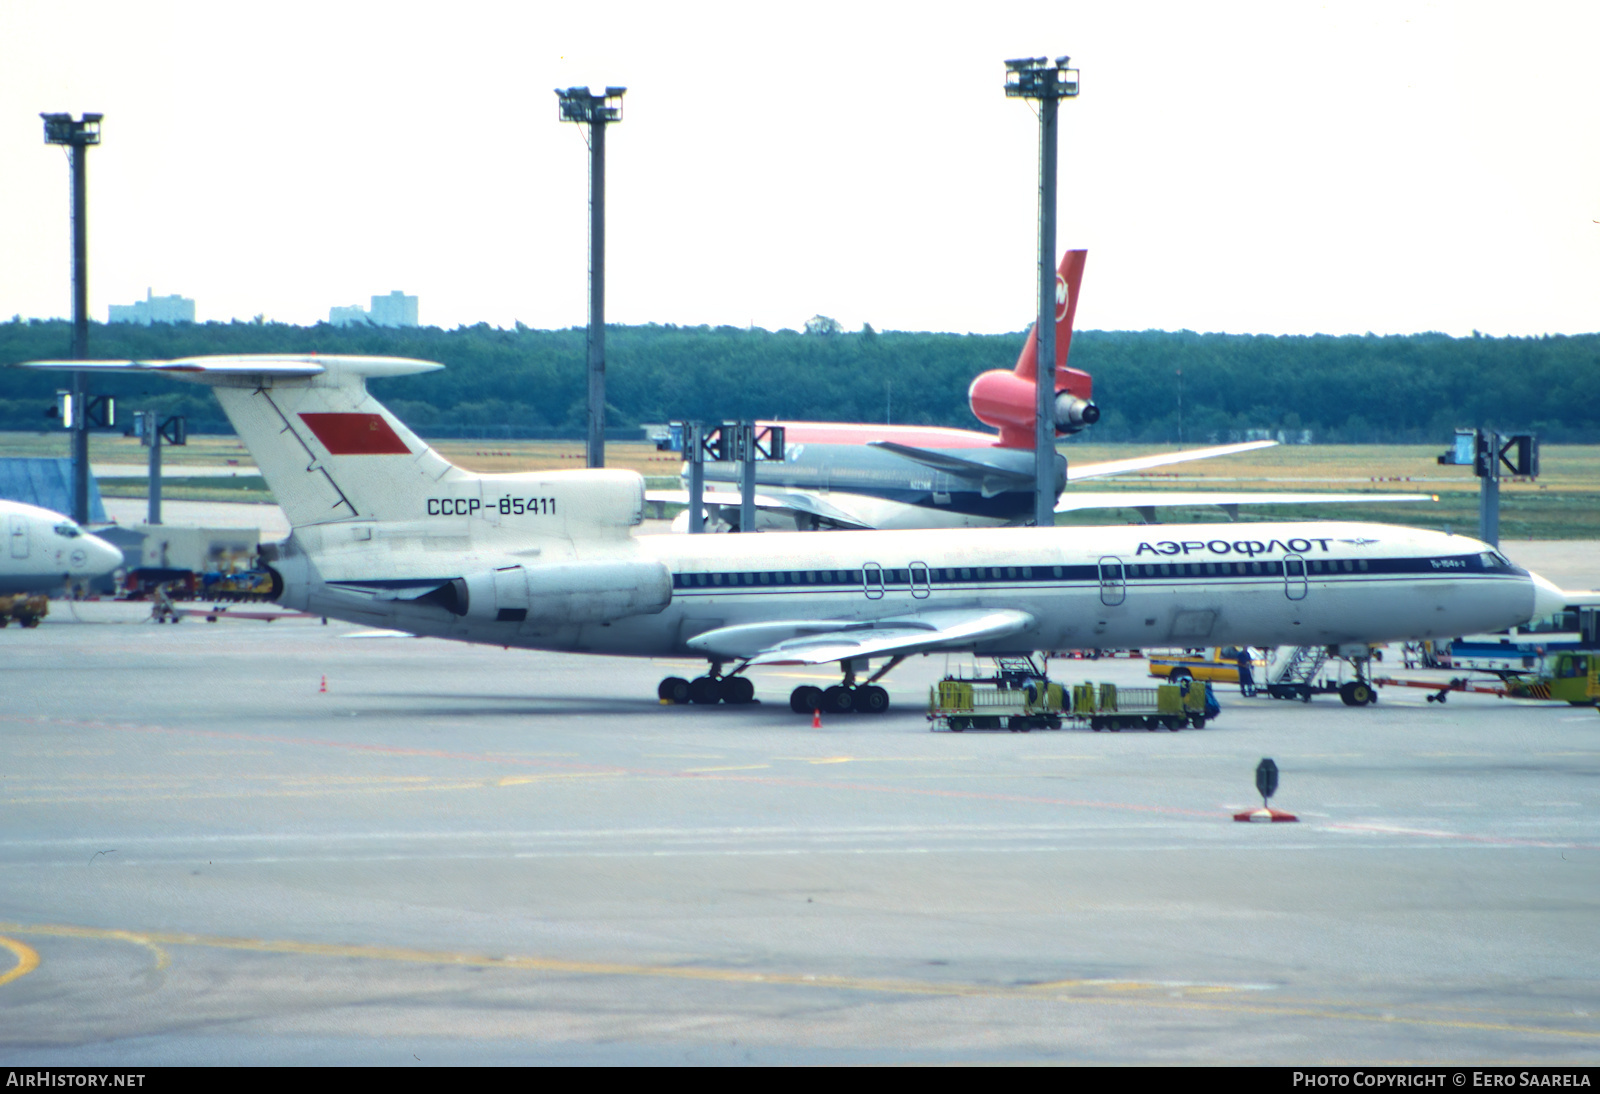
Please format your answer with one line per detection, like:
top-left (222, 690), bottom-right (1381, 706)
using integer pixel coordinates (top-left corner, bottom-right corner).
top-left (928, 656), bottom-right (1211, 732)
top-left (1374, 649), bottom-right (1600, 706)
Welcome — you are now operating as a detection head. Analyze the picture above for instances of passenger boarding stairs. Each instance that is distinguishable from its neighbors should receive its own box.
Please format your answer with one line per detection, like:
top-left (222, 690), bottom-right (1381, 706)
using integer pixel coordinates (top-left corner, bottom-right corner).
top-left (994, 655), bottom-right (1046, 687)
top-left (1266, 646), bottom-right (1329, 701)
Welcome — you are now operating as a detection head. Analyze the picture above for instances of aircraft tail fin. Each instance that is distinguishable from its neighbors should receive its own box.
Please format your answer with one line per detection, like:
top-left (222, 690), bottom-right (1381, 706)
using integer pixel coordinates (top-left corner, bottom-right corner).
top-left (967, 250), bottom-right (1096, 448)
top-left (1011, 249), bottom-right (1088, 396)
top-left (18, 355), bottom-right (650, 545)
top-left (17, 355), bottom-right (466, 528)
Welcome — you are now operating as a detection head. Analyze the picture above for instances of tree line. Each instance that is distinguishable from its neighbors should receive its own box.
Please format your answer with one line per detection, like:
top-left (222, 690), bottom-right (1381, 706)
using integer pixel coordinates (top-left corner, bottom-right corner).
top-left (0, 318), bottom-right (1594, 443)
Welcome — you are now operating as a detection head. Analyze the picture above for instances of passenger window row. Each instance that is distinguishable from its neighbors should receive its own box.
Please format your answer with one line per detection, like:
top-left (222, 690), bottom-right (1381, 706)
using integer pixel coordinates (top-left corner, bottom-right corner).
top-left (670, 565), bottom-right (1075, 590)
top-left (668, 554), bottom-right (1488, 590)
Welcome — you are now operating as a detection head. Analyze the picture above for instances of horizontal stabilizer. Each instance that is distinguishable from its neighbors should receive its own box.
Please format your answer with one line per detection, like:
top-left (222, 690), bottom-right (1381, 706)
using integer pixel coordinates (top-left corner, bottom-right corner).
top-left (1056, 491), bottom-right (1437, 515)
top-left (688, 607), bottom-right (1034, 664)
top-left (1067, 440), bottom-right (1278, 482)
top-left (16, 355), bottom-right (443, 381)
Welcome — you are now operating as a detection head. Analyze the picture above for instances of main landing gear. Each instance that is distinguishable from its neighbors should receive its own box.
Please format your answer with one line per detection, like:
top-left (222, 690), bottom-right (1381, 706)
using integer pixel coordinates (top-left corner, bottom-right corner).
top-left (788, 657), bottom-right (900, 716)
top-left (658, 662), bottom-right (756, 706)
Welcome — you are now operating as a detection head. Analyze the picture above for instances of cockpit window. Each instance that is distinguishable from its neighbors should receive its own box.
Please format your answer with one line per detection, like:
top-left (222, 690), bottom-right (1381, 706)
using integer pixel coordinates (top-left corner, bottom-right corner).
top-left (53, 522), bottom-right (81, 538)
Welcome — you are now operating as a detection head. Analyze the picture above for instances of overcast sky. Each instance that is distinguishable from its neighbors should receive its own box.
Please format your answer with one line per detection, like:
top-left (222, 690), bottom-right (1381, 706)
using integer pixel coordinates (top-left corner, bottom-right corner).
top-left (2, 1), bottom-right (1596, 337)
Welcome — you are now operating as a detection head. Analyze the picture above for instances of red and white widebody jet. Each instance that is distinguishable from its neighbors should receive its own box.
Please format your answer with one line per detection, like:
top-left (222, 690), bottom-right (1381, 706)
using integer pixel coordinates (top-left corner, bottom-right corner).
top-left (658, 251), bottom-right (1430, 531)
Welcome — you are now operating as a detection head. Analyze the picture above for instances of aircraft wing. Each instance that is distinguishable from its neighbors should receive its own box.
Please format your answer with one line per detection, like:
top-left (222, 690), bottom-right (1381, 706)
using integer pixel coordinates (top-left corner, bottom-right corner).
top-left (866, 441), bottom-right (1034, 486)
top-left (686, 608), bottom-right (1035, 664)
top-left (644, 488), bottom-right (874, 530)
top-left (1055, 491), bottom-right (1437, 515)
top-left (1066, 440), bottom-right (1278, 481)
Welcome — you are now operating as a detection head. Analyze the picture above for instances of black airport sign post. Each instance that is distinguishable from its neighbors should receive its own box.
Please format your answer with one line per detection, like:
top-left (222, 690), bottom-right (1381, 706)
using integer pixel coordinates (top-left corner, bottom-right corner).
top-left (1438, 428), bottom-right (1539, 547)
top-left (673, 421), bottom-right (785, 534)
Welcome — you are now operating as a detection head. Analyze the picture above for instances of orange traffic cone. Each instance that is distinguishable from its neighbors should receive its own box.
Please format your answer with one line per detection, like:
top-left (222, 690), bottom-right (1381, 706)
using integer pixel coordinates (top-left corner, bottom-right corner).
top-left (812, 708), bottom-right (821, 728)
top-left (319, 675), bottom-right (327, 694)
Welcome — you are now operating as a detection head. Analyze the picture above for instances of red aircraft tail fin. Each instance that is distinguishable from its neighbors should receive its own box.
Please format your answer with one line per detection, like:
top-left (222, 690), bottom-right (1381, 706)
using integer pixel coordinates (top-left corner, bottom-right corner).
top-left (967, 249), bottom-right (1095, 449)
top-left (1012, 249), bottom-right (1087, 386)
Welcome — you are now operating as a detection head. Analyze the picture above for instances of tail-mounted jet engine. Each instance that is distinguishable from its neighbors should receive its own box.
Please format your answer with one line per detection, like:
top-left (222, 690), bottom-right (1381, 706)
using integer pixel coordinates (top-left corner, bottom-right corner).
top-left (967, 366), bottom-right (1097, 449)
top-left (447, 560), bottom-right (673, 625)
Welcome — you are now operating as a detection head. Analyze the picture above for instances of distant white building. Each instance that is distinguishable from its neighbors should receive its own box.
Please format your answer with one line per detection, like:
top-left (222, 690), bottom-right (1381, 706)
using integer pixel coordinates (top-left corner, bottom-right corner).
top-left (328, 305), bottom-right (371, 327)
top-left (331, 291), bottom-right (418, 328)
top-left (369, 290), bottom-right (418, 328)
top-left (108, 288), bottom-right (195, 325)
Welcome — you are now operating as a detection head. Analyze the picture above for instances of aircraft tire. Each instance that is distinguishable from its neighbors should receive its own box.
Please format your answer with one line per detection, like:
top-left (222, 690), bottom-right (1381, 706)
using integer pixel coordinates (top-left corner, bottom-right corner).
top-left (791, 685), bottom-right (824, 713)
top-left (822, 685), bottom-right (855, 714)
top-left (1348, 681), bottom-right (1374, 706)
top-left (658, 676), bottom-right (691, 704)
top-left (720, 676), bottom-right (755, 705)
top-left (853, 685), bottom-right (889, 714)
top-left (689, 676), bottom-right (722, 705)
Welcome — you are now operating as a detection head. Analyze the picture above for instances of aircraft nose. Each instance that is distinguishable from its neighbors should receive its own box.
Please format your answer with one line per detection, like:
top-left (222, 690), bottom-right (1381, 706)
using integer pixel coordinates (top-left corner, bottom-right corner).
top-left (82, 533), bottom-right (124, 576)
top-left (1529, 571), bottom-right (1567, 622)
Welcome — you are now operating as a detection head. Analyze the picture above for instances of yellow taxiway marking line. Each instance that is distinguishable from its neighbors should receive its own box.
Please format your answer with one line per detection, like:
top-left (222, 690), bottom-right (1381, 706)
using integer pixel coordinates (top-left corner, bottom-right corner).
top-left (682, 764), bottom-right (772, 773)
top-left (0, 935), bottom-right (40, 987)
top-left (496, 773), bottom-right (627, 787)
top-left (1, 921), bottom-right (1595, 1041)
top-left (806, 757), bottom-right (856, 765)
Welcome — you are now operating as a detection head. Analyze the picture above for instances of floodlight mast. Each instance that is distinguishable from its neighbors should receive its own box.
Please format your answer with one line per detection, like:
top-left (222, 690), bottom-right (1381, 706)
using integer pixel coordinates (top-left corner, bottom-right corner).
top-left (41, 112), bottom-right (102, 524)
top-left (1004, 58), bottom-right (1079, 527)
top-left (556, 87), bottom-right (625, 469)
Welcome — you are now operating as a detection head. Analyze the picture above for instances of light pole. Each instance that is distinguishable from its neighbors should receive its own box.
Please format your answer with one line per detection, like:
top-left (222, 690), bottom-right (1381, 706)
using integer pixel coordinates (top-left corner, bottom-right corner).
top-left (42, 112), bottom-right (102, 524)
top-left (1005, 57), bottom-right (1078, 527)
top-left (556, 86), bottom-right (625, 469)
top-left (1176, 367), bottom-right (1183, 445)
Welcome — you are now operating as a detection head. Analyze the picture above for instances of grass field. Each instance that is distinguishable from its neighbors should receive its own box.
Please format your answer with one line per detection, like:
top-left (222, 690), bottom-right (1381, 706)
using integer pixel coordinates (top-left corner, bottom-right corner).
top-left (5, 432), bottom-right (1596, 539)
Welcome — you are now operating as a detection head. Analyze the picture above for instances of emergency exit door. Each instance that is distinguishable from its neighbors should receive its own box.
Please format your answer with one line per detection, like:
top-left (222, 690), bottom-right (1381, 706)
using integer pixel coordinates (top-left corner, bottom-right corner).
top-left (1283, 553), bottom-right (1307, 600)
top-left (1098, 556), bottom-right (1126, 606)
top-left (8, 515), bottom-right (26, 559)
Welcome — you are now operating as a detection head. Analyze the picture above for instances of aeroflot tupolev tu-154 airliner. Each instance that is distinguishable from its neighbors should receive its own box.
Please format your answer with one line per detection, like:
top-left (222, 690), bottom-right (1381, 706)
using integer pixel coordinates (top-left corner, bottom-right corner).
top-left (17, 354), bottom-right (1565, 715)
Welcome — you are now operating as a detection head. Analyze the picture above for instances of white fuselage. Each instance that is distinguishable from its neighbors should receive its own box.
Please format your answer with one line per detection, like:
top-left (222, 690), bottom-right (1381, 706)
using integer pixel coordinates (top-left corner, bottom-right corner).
top-left (0, 500), bottom-right (124, 595)
top-left (274, 520), bottom-right (1549, 662)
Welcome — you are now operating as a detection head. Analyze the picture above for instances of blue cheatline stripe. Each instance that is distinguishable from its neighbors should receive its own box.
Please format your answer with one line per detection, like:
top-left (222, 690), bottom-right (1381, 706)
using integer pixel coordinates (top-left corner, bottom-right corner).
top-left (667, 553), bottom-right (1516, 592)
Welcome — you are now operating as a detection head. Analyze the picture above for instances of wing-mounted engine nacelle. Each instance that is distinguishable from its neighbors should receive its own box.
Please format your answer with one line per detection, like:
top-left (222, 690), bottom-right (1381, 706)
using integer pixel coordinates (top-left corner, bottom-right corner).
top-left (451, 559), bottom-right (672, 626)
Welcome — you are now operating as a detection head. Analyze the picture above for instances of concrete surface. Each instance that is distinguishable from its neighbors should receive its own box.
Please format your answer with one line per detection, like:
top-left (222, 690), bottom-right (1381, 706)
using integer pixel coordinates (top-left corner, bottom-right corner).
top-left (1, 609), bottom-right (1597, 1064)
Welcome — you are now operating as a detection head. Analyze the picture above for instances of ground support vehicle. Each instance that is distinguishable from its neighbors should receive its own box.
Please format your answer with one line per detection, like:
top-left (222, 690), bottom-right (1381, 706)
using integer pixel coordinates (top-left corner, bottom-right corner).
top-left (1071, 680), bottom-right (1210, 731)
top-left (0, 593), bottom-right (47, 627)
top-left (1258, 645), bottom-right (1384, 706)
top-left (927, 673), bottom-right (1211, 732)
top-left (1503, 652), bottom-right (1600, 705)
top-left (1148, 647), bottom-right (1266, 688)
top-left (927, 675), bottom-right (1065, 732)
top-left (1379, 650), bottom-right (1600, 706)
top-left (200, 569), bottom-right (277, 601)
top-left (1374, 651), bottom-right (1599, 707)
